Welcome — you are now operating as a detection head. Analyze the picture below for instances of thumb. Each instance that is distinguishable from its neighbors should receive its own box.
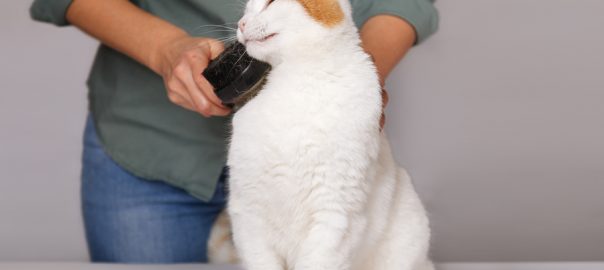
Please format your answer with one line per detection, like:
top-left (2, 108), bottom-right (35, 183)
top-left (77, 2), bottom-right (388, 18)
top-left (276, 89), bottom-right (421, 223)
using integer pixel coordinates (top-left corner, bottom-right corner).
top-left (206, 39), bottom-right (226, 60)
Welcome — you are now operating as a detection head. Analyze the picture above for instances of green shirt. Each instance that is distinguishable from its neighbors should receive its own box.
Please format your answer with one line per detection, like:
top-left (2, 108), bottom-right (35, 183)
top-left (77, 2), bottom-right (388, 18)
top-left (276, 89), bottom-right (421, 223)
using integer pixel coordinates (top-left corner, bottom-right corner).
top-left (30, 0), bottom-right (439, 201)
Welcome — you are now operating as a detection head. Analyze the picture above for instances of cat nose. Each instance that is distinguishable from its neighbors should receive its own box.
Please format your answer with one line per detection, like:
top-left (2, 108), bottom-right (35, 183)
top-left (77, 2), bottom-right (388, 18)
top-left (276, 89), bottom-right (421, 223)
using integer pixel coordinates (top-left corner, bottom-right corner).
top-left (238, 19), bottom-right (246, 32)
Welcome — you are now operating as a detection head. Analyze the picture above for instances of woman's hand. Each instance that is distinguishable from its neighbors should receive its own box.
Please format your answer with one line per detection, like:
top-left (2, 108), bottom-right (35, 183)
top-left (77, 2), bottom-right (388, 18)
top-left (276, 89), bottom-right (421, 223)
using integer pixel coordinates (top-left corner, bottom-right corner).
top-left (380, 88), bottom-right (389, 131)
top-left (156, 36), bottom-right (231, 117)
top-left (66, 0), bottom-right (230, 117)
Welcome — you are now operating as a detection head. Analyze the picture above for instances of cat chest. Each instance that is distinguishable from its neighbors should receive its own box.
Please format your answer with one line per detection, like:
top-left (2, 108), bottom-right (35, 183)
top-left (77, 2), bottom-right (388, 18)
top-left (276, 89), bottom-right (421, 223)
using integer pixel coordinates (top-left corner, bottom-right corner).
top-left (232, 98), bottom-right (339, 159)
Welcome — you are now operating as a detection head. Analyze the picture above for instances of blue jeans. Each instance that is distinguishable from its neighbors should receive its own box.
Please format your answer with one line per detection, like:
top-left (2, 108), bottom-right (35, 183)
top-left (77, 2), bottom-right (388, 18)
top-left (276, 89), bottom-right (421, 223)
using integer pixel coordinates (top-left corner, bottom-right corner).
top-left (81, 116), bottom-right (228, 263)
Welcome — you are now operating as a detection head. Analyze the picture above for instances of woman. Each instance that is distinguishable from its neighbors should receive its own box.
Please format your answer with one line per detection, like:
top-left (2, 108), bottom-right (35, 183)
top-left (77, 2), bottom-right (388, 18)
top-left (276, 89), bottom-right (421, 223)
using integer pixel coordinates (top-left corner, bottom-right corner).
top-left (31, 0), bottom-right (438, 263)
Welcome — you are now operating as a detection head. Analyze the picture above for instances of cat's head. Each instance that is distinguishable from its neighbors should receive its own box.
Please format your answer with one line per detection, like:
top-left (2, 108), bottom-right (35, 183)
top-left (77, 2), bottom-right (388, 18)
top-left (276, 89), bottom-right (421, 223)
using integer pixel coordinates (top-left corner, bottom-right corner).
top-left (237, 0), bottom-right (354, 65)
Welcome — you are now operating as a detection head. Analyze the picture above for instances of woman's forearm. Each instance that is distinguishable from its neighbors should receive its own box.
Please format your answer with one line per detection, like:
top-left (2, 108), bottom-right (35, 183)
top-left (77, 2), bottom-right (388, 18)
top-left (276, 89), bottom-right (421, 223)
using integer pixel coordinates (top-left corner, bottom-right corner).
top-left (67, 0), bottom-right (229, 116)
top-left (360, 15), bottom-right (417, 85)
top-left (360, 15), bottom-right (417, 129)
top-left (66, 0), bottom-right (187, 74)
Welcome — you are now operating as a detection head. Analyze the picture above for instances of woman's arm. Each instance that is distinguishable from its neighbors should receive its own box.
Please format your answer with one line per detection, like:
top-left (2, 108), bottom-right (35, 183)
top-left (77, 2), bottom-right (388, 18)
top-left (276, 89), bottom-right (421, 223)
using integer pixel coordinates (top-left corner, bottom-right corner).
top-left (360, 15), bottom-right (417, 129)
top-left (360, 15), bottom-right (416, 85)
top-left (66, 0), bottom-right (230, 117)
top-left (351, 0), bottom-right (439, 128)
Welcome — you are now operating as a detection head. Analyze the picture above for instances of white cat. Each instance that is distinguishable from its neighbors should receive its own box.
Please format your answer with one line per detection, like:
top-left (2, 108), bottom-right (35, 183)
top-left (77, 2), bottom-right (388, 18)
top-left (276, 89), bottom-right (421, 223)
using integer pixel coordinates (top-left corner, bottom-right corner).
top-left (224, 0), bottom-right (433, 269)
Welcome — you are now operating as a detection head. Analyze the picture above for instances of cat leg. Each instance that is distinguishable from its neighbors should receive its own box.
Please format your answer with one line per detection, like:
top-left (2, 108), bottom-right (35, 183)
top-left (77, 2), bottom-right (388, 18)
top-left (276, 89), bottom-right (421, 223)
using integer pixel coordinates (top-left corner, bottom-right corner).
top-left (366, 193), bottom-right (432, 269)
top-left (366, 238), bottom-right (432, 270)
top-left (229, 209), bottom-right (284, 270)
top-left (292, 152), bottom-right (374, 270)
top-left (294, 175), bottom-right (370, 270)
top-left (294, 211), bottom-right (360, 270)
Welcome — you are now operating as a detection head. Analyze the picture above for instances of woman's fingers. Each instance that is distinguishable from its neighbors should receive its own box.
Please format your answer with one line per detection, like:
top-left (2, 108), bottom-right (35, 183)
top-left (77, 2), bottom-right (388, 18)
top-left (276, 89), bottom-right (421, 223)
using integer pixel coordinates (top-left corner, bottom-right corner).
top-left (381, 88), bottom-right (389, 108)
top-left (189, 74), bottom-right (231, 116)
top-left (171, 61), bottom-right (211, 116)
top-left (161, 37), bottom-right (231, 117)
top-left (180, 65), bottom-right (230, 117)
top-left (166, 79), bottom-right (197, 112)
top-left (380, 88), bottom-right (389, 131)
top-left (205, 39), bottom-right (226, 60)
top-left (186, 49), bottom-right (230, 113)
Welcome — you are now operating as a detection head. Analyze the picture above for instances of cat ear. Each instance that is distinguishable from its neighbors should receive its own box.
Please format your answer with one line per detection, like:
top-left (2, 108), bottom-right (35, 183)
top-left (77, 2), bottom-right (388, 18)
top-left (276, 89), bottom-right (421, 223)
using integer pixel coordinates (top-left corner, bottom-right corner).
top-left (297, 0), bottom-right (345, 26)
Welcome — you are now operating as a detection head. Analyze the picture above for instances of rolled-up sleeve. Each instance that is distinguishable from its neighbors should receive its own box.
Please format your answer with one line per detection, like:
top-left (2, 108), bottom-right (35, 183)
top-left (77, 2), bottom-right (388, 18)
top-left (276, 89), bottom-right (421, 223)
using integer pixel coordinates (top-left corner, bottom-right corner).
top-left (30, 0), bottom-right (75, 26)
top-left (351, 0), bottom-right (439, 44)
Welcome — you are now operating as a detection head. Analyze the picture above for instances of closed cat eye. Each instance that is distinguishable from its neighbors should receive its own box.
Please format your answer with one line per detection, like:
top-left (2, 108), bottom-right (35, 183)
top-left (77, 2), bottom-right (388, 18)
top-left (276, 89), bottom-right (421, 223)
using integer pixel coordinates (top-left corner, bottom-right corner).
top-left (267, 0), bottom-right (275, 6)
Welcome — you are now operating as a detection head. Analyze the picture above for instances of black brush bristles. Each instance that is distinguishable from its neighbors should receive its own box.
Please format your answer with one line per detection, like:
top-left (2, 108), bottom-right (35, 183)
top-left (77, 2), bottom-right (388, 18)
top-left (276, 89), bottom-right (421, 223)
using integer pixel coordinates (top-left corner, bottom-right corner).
top-left (203, 42), bottom-right (271, 109)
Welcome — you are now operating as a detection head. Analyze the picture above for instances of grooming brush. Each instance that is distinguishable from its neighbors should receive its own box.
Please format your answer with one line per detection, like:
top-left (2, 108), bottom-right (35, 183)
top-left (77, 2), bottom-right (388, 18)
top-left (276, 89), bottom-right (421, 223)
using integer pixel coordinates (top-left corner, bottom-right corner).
top-left (203, 42), bottom-right (272, 109)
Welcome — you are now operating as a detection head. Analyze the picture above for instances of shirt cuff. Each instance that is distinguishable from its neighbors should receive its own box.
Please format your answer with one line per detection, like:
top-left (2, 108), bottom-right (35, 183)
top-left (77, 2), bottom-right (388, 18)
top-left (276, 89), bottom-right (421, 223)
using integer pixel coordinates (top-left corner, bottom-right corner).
top-left (30, 0), bottom-right (75, 26)
top-left (353, 0), bottom-right (439, 44)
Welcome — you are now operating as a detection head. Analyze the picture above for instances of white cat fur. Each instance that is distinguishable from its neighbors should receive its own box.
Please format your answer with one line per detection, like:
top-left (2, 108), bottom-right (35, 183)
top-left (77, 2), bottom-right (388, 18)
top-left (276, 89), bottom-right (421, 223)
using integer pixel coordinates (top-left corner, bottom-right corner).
top-left (226, 0), bottom-right (433, 269)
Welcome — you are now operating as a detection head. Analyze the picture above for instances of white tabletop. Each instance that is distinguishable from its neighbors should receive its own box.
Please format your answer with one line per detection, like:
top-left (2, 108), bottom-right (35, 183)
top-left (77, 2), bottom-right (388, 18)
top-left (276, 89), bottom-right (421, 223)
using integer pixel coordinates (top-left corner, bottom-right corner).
top-left (1, 262), bottom-right (604, 270)
top-left (0, 263), bottom-right (240, 270)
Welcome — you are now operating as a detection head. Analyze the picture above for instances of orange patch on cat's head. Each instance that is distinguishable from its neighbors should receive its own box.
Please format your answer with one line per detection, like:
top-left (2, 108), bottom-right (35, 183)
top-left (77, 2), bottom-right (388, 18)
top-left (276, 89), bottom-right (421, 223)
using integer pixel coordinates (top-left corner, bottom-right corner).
top-left (297, 0), bottom-right (345, 27)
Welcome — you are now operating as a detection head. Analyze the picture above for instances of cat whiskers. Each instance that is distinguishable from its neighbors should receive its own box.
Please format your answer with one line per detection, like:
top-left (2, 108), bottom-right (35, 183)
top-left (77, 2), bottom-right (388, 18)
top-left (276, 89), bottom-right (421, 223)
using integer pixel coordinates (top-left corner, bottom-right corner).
top-left (193, 24), bottom-right (240, 45)
top-left (226, 0), bottom-right (247, 10)
top-left (194, 24), bottom-right (238, 33)
top-left (227, 49), bottom-right (249, 75)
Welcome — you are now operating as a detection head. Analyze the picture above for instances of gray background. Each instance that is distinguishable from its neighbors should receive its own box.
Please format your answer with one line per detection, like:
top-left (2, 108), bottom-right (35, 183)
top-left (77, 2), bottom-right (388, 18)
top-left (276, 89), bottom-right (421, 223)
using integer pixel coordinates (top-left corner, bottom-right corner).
top-left (1, 0), bottom-right (603, 263)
